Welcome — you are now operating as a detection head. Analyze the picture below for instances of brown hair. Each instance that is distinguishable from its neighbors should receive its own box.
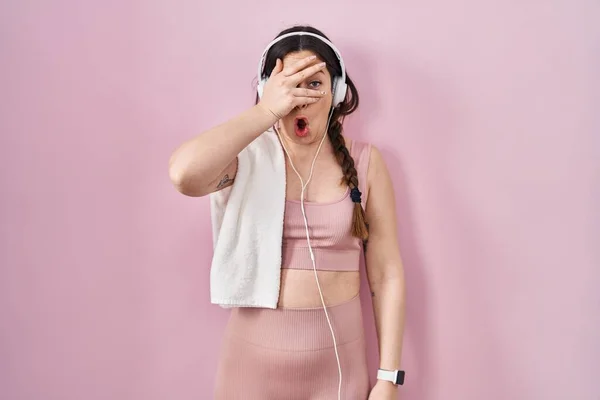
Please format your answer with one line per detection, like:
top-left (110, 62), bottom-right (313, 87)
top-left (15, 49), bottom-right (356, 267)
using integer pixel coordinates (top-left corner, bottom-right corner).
top-left (328, 108), bottom-right (369, 242)
top-left (257, 25), bottom-right (369, 241)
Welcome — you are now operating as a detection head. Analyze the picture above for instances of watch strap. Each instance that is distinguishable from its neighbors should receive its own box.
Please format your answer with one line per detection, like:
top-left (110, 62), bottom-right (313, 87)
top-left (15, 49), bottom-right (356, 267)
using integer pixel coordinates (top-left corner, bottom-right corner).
top-left (377, 368), bottom-right (405, 385)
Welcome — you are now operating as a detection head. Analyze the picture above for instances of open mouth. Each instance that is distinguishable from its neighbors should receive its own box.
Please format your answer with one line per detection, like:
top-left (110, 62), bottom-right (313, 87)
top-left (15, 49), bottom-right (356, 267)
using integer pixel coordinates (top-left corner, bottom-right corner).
top-left (294, 116), bottom-right (309, 137)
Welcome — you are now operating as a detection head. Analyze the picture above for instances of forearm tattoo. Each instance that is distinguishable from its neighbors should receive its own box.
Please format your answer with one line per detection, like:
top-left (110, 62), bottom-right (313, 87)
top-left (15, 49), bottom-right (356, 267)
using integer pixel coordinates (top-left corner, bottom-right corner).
top-left (216, 174), bottom-right (233, 189)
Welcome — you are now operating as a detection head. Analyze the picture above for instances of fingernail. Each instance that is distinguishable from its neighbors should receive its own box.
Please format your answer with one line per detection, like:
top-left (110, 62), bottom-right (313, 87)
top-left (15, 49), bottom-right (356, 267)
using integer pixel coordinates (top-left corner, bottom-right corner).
top-left (320, 62), bottom-right (326, 67)
top-left (309, 55), bottom-right (317, 60)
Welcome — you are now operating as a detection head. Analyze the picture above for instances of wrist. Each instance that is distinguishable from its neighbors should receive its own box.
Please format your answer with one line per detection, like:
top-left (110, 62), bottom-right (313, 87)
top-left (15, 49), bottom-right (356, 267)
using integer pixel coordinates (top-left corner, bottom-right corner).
top-left (377, 368), bottom-right (405, 386)
top-left (376, 379), bottom-right (399, 390)
top-left (254, 103), bottom-right (280, 125)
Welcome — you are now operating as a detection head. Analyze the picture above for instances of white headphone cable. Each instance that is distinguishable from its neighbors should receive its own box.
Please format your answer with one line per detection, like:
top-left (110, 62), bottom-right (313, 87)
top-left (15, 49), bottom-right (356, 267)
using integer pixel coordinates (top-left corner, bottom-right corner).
top-left (274, 107), bottom-right (343, 400)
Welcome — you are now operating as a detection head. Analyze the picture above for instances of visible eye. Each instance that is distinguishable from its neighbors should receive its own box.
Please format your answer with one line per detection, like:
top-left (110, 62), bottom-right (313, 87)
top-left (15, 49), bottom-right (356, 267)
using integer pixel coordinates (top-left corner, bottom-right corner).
top-left (308, 80), bottom-right (322, 88)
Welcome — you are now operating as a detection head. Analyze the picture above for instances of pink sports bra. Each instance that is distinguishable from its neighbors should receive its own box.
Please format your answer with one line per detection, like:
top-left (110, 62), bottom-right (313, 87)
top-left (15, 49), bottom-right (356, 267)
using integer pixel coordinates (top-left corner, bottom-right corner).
top-left (281, 141), bottom-right (372, 272)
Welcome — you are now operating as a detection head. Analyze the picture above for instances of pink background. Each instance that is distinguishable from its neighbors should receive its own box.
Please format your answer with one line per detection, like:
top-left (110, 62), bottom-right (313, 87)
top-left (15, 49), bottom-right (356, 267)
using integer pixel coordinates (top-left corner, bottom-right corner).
top-left (1, 1), bottom-right (598, 399)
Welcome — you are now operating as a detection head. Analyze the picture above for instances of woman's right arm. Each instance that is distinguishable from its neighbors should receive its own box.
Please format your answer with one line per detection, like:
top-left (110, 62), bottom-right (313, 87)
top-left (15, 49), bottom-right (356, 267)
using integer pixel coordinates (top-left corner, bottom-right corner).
top-left (168, 104), bottom-right (278, 197)
top-left (168, 55), bottom-right (328, 197)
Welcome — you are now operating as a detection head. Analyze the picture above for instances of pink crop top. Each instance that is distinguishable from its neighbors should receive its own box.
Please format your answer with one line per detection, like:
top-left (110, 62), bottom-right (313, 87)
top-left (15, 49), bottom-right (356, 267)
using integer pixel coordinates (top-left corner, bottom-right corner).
top-left (281, 141), bottom-right (372, 272)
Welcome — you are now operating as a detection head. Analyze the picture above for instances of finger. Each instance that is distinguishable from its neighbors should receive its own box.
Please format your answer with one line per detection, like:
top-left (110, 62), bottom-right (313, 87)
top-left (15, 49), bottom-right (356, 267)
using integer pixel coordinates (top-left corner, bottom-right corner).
top-left (288, 62), bottom-right (327, 85)
top-left (294, 96), bottom-right (321, 107)
top-left (292, 87), bottom-right (327, 98)
top-left (282, 55), bottom-right (318, 77)
top-left (269, 58), bottom-right (282, 78)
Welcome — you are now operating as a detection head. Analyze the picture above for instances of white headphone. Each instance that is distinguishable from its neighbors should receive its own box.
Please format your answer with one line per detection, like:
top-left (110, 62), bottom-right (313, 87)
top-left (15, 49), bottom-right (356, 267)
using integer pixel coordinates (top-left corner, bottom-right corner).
top-left (256, 31), bottom-right (348, 107)
top-left (256, 31), bottom-right (347, 400)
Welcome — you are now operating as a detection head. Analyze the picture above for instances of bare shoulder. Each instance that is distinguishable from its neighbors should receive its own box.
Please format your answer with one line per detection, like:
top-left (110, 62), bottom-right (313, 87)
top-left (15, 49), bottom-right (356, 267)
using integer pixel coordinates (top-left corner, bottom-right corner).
top-left (346, 137), bottom-right (354, 153)
top-left (363, 144), bottom-right (404, 283)
top-left (366, 143), bottom-right (386, 178)
top-left (365, 144), bottom-right (396, 216)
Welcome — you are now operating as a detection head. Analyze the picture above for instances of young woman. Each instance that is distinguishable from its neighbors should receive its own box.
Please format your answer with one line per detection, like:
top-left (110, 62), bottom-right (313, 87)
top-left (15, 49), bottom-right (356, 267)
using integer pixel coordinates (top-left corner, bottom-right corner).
top-left (169, 25), bottom-right (406, 400)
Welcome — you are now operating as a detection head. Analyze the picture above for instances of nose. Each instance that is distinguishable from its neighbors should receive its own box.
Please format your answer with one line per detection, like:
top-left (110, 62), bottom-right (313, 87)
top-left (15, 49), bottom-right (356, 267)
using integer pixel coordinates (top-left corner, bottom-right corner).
top-left (295, 100), bottom-right (308, 112)
top-left (296, 83), bottom-right (310, 110)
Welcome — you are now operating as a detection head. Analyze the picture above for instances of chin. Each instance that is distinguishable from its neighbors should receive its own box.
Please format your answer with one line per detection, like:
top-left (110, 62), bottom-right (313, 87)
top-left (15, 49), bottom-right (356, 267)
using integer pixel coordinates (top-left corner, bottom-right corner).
top-left (283, 127), bottom-right (316, 142)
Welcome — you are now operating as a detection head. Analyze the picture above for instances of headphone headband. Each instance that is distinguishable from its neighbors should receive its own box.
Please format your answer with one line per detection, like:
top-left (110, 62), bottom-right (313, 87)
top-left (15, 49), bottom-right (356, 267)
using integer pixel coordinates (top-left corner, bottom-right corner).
top-left (257, 32), bottom-right (346, 83)
top-left (256, 31), bottom-right (348, 107)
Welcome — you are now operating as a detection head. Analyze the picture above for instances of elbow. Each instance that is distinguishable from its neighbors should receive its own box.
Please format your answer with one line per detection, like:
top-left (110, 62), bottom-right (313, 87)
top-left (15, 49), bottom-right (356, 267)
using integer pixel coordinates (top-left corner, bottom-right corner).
top-left (169, 157), bottom-right (205, 197)
top-left (169, 164), bottom-right (185, 192)
top-left (168, 161), bottom-right (186, 193)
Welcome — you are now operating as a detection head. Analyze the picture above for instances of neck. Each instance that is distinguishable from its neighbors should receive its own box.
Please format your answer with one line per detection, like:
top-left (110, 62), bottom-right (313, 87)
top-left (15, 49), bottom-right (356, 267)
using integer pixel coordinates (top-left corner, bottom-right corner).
top-left (277, 129), bottom-right (333, 164)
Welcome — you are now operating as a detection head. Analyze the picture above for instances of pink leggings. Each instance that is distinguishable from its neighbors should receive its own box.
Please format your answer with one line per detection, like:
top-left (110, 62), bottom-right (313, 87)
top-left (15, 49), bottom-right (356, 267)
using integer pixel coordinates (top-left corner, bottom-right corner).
top-left (213, 293), bottom-right (371, 399)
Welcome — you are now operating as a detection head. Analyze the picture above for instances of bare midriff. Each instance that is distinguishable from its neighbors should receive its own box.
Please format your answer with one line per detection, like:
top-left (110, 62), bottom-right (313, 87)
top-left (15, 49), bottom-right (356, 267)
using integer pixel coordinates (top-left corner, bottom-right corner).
top-left (278, 139), bottom-right (361, 309)
top-left (277, 269), bottom-right (360, 308)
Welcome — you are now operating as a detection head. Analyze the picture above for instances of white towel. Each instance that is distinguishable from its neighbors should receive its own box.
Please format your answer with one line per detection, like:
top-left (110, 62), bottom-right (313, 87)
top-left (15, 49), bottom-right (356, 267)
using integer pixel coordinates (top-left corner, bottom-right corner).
top-left (208, 128), bottom-right (286, 309)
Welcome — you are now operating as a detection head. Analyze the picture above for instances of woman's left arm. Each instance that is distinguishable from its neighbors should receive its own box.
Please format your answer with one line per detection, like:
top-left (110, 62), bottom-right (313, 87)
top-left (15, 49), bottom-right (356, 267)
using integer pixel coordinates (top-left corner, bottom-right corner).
top-left (364, 145), bottom-right (406, 396)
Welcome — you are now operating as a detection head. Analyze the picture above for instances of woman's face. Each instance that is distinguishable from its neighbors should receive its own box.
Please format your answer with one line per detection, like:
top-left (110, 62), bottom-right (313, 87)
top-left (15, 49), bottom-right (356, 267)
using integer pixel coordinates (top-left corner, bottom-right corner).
top-left (278, 50), bottom-right (334, 144)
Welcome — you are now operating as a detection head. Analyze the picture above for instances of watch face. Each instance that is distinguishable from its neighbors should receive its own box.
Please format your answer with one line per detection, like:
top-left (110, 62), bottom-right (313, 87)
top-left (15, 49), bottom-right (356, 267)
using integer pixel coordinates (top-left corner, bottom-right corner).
top-left (395, 371), bottom-right (405, 385)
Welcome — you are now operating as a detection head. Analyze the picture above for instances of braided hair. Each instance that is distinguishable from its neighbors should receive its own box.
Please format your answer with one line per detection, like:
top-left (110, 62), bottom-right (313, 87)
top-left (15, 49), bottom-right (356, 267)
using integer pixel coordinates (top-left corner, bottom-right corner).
top-left (256, 25), bottom-right (369, 241)
top-left (327, 100), bottom-right (369, 242)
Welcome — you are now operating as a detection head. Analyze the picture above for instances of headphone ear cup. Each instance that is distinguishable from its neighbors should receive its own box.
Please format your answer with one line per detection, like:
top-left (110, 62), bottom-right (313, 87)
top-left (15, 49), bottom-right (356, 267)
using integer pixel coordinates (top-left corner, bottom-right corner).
top-left (332, 77), bottom-right (347, 107)
top-left (257, 78), bottom-right (266, 98)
